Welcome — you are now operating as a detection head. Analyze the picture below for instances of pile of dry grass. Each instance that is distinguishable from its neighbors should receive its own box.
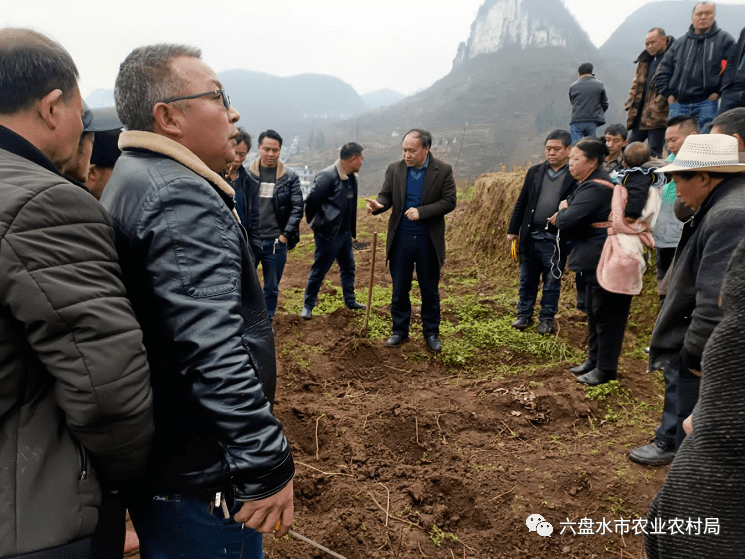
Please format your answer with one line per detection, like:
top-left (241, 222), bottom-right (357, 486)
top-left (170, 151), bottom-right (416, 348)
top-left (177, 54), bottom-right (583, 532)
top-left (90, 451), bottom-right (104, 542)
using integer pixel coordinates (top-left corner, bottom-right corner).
top-left (450, 166), bottom-right (527, 273)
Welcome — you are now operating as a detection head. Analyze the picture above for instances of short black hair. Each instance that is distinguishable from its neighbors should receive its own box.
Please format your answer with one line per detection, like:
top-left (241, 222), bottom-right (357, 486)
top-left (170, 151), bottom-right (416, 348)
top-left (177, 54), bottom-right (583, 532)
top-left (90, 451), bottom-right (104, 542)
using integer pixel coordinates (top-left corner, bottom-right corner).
top-left (605, 124), bottom-right (628, 140)
top-left (340, 142), bottom-right (363, 160)
top-left (667, 115), bottom-right (700, 133)
top-left (578, 62), bottom-right (593, 75)
top-left (404, 129), bottom-right (432, 149)
top-left (648, 27), bottom-right (666, 36)
top-left (90, 129), bottom-right (122, 168)
top-left (0, 28), bottom-right (79, 114)
top-left (258, 129), bottom-right (282, 147)
top-left (545, 129), bottom-right (572, 147)
top-left (235, 127), bottom-right (252, 151)
top-left (574, 137), bottom-right (608, 166)
top-left (710, 108), bottom-right (745, 138)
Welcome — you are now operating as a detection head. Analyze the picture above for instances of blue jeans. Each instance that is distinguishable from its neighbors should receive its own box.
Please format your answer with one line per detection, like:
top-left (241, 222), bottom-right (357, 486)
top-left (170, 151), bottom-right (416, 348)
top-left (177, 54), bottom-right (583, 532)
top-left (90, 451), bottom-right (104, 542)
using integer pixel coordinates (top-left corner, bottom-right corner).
top-left (130, 493), bottom-right (263, 559)
top-left (303, 230), bottom-right (356, 308)
top-left (390, 231), bottom-right (440, 338)
top-left (668, 99), bottom-right (718, 132)
top-left (256, 238), bottom-right (287, 317)
top-left (570, 123), bottom-right (597, 144)
top-left (718, 89), bottom-right (745, 115)
top-left (517, 237), bottom-right (566, 321)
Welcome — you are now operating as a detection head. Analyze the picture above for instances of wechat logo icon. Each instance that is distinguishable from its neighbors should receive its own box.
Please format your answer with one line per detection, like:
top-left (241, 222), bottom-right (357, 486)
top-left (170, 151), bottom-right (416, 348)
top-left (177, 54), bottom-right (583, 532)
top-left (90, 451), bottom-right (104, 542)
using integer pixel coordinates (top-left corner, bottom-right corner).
top-left (526, 514), bottom-right (553, 537)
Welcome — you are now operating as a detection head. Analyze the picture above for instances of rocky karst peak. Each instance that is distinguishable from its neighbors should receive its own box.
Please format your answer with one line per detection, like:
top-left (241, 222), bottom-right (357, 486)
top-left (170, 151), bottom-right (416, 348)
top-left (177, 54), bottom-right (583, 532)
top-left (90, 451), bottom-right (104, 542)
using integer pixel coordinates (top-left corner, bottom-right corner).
top-left (453, 0), bottom-right (591, 68)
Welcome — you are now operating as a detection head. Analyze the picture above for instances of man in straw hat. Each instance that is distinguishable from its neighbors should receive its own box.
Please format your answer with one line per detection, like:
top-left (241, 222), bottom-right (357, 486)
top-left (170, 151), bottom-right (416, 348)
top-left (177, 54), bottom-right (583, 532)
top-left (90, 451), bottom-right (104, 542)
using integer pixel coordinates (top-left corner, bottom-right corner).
top-left (629, 133), bottom-right (745, 465)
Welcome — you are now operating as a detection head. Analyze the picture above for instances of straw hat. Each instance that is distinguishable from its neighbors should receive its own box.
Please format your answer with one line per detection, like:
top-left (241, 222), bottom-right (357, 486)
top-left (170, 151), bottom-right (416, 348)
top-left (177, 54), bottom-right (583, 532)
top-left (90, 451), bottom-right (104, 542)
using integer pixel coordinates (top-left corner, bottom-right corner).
top-left (658, 134), bottom-right (745, 174)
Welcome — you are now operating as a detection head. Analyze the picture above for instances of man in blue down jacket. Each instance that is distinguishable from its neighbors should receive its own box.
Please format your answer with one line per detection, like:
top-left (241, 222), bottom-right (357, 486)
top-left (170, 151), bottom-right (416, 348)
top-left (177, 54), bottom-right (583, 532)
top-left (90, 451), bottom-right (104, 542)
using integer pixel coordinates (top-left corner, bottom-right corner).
top-left (0, 29), bottom-right (153, 558)
top-left (101, 44), bottom-right (294, 557)
top-left (656, 2), bottom-right (734, 131)
top-left (301, 142), bottom-right (366, 318)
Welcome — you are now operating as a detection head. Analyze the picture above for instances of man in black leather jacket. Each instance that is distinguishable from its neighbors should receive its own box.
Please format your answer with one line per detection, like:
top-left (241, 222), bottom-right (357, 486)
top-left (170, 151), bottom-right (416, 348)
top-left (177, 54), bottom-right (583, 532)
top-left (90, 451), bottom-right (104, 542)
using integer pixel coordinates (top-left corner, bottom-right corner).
top-left (101, 44), bottom-right (294, 557)
top-left (507, 130), bottom-right (576, 335)
top-left (247, 129), bottom-right (303, 319)
top-left (301, 142), bottom-right (366, 319)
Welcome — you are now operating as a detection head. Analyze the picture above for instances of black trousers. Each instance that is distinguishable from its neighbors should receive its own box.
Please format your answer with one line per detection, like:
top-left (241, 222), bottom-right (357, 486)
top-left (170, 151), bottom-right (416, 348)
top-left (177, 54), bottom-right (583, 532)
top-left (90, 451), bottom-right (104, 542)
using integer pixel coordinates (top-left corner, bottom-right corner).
top-left (585, 272), bottom-right (633, 372)
top-left (389, 230), bottom-right (441, 337)
top-left (9, 538), bottom-right (93, 559)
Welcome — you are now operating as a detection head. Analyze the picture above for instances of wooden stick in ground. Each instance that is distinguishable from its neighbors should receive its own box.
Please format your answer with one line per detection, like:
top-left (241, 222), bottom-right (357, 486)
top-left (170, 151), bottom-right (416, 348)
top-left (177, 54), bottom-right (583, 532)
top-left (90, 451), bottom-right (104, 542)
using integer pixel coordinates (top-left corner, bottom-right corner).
top-left (362, 232), bottom-right (378, 331)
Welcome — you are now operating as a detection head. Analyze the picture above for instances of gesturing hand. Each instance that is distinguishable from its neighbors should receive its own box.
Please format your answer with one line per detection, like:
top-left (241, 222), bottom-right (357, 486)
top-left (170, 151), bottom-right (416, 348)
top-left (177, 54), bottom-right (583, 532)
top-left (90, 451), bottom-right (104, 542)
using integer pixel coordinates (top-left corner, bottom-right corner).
top-left (364, 197), bottom-right (383, 214)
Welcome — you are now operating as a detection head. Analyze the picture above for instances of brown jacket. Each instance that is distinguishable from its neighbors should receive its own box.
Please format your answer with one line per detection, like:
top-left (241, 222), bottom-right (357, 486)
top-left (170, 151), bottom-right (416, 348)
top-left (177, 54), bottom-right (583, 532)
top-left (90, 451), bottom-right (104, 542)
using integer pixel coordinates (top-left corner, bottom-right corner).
top-left (373, 154), bottom-right (457, 266)
top-left (625, 36), bottom-right (674, 130)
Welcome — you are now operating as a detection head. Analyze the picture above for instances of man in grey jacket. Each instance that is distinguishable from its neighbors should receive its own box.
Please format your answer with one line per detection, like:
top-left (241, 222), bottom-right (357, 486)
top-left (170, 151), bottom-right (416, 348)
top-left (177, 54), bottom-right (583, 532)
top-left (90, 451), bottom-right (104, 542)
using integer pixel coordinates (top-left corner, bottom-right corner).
top-left (653, 115), bottom-right (699, 299)
top-left (0, 28), bottom-right (153, 558)
top-left (569, 63), bottom-right (609, 144)
top-left (629, 134), bottom-right (745, 466)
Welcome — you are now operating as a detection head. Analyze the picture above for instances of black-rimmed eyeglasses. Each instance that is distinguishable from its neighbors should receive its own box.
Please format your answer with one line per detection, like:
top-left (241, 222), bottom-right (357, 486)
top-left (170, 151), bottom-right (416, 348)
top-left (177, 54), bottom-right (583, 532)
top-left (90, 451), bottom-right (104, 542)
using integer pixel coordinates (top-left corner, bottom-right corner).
top-left (162, 89), bottom-right (231, 109)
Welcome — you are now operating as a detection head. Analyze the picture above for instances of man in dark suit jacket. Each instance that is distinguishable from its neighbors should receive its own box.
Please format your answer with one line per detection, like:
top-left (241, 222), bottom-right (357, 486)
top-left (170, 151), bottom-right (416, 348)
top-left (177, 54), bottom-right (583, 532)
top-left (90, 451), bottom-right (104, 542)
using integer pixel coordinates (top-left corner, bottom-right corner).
top-left (365, 129), bottom-right (457, 352)
top-left (507, 129), bottom-right (576, 335)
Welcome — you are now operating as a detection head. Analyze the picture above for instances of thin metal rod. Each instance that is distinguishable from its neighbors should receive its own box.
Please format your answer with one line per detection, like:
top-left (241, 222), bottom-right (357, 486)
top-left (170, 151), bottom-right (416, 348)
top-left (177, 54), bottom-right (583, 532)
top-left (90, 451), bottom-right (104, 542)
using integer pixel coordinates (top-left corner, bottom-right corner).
top-left (288, 529), bottom-right (349, 559)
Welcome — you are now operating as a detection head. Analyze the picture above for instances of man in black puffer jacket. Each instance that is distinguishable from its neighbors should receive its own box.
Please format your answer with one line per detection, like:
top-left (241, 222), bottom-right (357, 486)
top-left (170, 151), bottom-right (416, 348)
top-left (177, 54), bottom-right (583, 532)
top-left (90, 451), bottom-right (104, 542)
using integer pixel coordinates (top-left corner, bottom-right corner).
top-left (719, 26), bottom-right (745, 114)
top-left (301, 142), bottom-right (366, 319)
top-left (101, 44), bottom-right (294, 558)
top-left (247, 129), bottom-right (303, 319)
top-left (656, 2), bottom-right (734, 131)
top-left (0, 29), bottom-right (153, 559)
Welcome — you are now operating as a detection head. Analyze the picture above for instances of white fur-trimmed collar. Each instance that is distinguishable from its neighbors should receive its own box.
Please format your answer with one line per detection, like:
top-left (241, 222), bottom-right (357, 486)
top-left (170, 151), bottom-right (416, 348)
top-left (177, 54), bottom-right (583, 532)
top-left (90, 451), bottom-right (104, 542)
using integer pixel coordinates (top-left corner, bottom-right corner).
top-left (248, 157), bottom-right (287, 180)
top-left (334, 159), bottom-right (349, 180)
top-left (119, 131), bottom-right (235, 199)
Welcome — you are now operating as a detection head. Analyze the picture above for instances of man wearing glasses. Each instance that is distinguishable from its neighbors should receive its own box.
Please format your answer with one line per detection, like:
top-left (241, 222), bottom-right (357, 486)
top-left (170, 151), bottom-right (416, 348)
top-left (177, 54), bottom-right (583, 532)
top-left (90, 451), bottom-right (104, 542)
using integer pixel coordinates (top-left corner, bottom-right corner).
top-left (101, 44), bottom-right (294, 558)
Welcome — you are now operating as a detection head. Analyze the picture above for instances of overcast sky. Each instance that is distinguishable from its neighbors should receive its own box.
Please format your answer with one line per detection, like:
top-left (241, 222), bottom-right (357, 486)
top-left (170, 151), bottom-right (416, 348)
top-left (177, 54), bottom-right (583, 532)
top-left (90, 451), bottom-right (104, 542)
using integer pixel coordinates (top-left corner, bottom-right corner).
top-left (3, 0), bottom-right (718, 98)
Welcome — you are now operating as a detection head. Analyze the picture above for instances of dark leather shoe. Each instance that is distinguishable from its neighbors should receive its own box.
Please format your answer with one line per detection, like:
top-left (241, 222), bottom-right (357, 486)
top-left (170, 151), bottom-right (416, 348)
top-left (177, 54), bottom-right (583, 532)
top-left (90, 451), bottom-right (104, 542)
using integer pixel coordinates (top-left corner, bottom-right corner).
top-left (300, 306), bottom-right (312, 320)
top-left (346, 301), bottom-right (366, 311)
top-left (386, 334), bottom-right (409, 347)
top-left (425, 335), bottom-right (442, 352)
top-left (511, 316), bottom-right (533, 330)
top-left (576, 368), bottom-right (617, 386)
top-left (570, 359), bottom-right (596, 375)
top-left (629, 439), bottom-right (676, 466)
top-left (536, 319), bottom-right (555, 335)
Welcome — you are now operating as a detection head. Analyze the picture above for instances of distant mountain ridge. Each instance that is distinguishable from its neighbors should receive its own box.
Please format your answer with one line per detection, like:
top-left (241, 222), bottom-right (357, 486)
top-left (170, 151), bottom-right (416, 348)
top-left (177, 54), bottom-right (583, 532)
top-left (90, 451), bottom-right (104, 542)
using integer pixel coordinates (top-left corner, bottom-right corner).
top-left (219, 70), bottom-right (365, 138)
top-left (362, 89), bottom-right (406, 110)
top-left (86, 71), bottom-right (367, 142)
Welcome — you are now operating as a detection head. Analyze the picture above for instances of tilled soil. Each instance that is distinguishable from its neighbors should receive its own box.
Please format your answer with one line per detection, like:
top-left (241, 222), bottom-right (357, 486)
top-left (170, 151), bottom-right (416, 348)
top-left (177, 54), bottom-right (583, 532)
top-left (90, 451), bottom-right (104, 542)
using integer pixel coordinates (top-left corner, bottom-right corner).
top-left (129, 209), bottom-right (668, 559)
top-left (261, 216), bottom-right (667, 559)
